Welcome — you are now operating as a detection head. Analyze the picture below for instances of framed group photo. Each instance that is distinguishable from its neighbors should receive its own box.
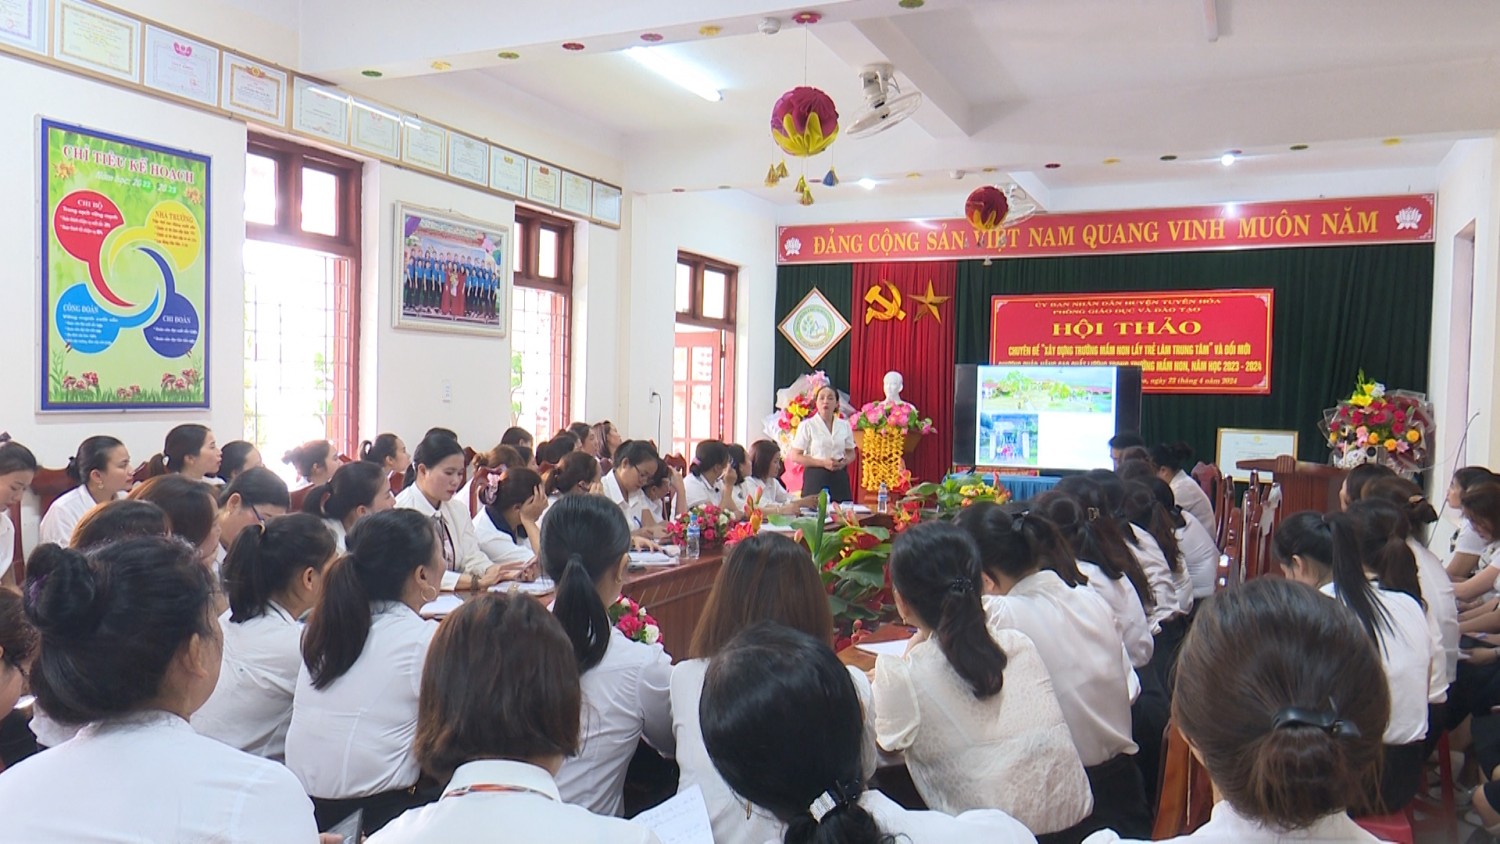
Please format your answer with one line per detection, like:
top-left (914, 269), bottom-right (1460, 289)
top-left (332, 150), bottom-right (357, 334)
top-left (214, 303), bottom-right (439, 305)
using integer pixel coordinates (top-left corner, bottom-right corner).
top-left (394, 203), bottom-right (510, 337)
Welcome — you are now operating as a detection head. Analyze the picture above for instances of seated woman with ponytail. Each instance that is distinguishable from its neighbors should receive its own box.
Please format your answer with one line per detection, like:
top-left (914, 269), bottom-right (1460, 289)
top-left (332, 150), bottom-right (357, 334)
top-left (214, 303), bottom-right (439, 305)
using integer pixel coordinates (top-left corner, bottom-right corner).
top-left (0, 538), bottom-right (319, 841)
top-left (1081, 471), bottom-right (1179, 635)
top-left (541, 493), bottom-right (673, 816)
top-left (600, 440), bottom-right (661, 531)
top-left (214, 467), bottom-right (290, 565)
top-left (305, 460), bottom-right (396, 552)
top-left (285, 508), bottom-right (446, 835)
top-left (39, 435), bottom-right (131, 547)
top-left (1032, 491), bottom-right (1153, 670)
top-left (1083, 578), bottom-right (1390, 843)
top-left (541, 451), bottom-right (601, 520)
top-left (193, 514), bottom-right (335, 760)
top-left (702, 622), bottom-right (1038, 844)
top-left (1273, 510), bottom-right (1439, 813)
top-left (361, 433), bottom-right (411, 490)
top-left (673, 533), bottom-right (876, 844)
top-left (284, 439), bottom-right (337, 489)
top-left (682, 440), bottom-right (739, 514)
top-left (395, 433), bottom-right (505, 592)
top-left (473, 467), bottom-right (544, 573)
top-left (874, 521), bottom-right (1090, 835)
top-left (0, 438), bottom-right (38, 583)
top-left (1121, 480), bottom-right (1193, 623)
top-left (1149, 441), bottom-right (1214, 532)
top-left (369, 593), bottom-right (659, 843)
top-left (1143, 478), bottom-right (1220, 603)
top-left (214, 440), bottom-right (261, 484)
top-left (146, 423), bottom-right (222, 483)
top-left (128, 475), bottom-right (222, 575)
top-left (956, 501), bottom-right (1149, 840)
top-left (1362, 477), bottom-right (1457, 661)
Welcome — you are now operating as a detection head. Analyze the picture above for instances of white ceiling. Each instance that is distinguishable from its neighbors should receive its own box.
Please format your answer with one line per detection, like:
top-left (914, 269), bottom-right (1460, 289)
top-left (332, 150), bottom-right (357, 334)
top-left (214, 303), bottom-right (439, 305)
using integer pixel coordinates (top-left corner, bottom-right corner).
top-left (291, 0), bottom-right (1500, 207)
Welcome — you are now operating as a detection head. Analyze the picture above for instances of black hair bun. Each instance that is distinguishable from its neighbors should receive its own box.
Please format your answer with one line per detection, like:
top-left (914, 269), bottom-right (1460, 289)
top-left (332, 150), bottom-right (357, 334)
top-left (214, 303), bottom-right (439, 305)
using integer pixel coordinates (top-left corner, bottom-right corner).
top-left (24, 544), bottom-right (105, 638)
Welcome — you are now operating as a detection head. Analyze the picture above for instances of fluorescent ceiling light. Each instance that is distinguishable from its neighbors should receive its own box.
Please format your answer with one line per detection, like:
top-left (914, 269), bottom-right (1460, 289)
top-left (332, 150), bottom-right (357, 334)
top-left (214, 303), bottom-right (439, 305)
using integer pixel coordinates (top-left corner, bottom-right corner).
top-left (625, 47), bottom-right (722, 102)
top-left (1220, 152), bottom-right (1236, 167)
top-left (857, 178), bottom-right (878, 190)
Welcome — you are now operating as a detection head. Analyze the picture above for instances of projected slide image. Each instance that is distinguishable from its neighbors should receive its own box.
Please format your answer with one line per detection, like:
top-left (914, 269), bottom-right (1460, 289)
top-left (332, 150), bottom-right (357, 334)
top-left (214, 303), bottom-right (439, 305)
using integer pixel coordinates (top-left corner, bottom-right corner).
top-left (979, 366), bottom-right (1115, 414)
top-left (979, 413), bottom-right (1040, 466)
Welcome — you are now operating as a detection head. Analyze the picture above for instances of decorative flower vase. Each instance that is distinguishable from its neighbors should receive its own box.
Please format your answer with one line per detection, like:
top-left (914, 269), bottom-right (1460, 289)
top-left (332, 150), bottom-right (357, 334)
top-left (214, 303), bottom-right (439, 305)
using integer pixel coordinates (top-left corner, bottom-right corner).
top-left (854, 429), bottom-right (923, 492)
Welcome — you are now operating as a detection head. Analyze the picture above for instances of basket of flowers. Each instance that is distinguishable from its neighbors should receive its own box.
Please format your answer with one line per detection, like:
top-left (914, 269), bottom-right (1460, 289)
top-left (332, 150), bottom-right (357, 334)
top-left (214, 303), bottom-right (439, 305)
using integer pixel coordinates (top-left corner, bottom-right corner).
top-left (661, 503), bottom-right (739, 548)
top-left (1319, 372), bottom-right (1433, 473)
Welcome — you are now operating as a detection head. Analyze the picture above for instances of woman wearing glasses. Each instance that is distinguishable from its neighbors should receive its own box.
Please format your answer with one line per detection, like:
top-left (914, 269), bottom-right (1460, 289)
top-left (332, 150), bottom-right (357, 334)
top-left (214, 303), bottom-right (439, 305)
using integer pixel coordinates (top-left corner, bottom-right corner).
top-left (214, 468), bottom-right (291, 568)
top-left (395, 433), bottom-right (516, 592)
top-left (600, 441), bottom-right (661, 532)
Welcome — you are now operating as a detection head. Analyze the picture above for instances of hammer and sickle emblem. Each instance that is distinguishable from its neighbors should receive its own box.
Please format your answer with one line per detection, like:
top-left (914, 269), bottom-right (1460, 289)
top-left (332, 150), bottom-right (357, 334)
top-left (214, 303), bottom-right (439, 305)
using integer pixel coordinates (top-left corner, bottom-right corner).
top-left (863, 281), bottom-right (906, 324)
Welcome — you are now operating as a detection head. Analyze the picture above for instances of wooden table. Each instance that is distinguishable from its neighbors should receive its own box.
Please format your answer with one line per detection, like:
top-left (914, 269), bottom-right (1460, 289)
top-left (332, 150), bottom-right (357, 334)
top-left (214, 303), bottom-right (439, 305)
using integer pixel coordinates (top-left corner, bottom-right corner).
top-left (441, 550), bottom-right (726, 660)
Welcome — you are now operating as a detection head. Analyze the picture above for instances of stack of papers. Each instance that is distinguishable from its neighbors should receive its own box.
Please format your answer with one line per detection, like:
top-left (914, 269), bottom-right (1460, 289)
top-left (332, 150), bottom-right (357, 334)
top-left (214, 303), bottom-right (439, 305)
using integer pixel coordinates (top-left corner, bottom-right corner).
top-left (629, 550), bottom-right (679, 567)
top-left (490, 578), bottom-right (554, 595)
top-left (420, 594), bottom-right (464, 617)
top-left (634, 785), bottom-right (713, 844)
top-left (855, 639), bottom-right (911, 657)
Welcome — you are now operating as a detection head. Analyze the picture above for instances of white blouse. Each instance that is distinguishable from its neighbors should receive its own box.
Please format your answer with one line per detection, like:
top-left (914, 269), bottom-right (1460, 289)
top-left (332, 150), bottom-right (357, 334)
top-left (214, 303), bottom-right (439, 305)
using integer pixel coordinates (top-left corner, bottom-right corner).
top-left (396, 485), bottom-right (493, 576)
top-left (1077, 561), bottom-right (1153, 669)
top-left (671, 658), bottom-right (878, 844)
top-left (0, 711), bottom-right (319, 842)
top-left (873, 631), bottom-right (1092, 834)
top-left (191, 603), bottom-right (301, 760)
top-left (1169, 471), bottom-right (1216, 537)
top-left (473, 508), bottom-right (535, 567)
top-left (1453, 518), bottom-right (1489, 556)
top-left (602, 470), bottom-right (651, 529)
top-left (1318, 581), bottom-right (1442, 744)
top-left (556, 627), bottom-right (675, 817)
top-left (369, 760), bottom-right (661, 844)
top-left (744, 476), bottom-right (793, 508)
top-left (763, 789), bottom-right (1038, 844)
top-left (983, 571), bottom-right (1138, 767)
top-left (1178, 513), bottom-right (1222, 599)
top-left (285, 601), bottom-right (438, 799)
top-left (790, 413), bottom-right (856, 462)
top-left (0, 508), bottom-right (13, 581)
top-left (324, 517), bottom-right (348, 553)
top-left (682, 472), bottom-right (723, 511)
top-left (38, 485), bottom-right (107, 547)
top-left (1082, 800), bottom-right (1380, 843)
top-left (1409, 537), bottom-right (1459, 684)
top-left (1128, 524), bottom-right (1186, 630)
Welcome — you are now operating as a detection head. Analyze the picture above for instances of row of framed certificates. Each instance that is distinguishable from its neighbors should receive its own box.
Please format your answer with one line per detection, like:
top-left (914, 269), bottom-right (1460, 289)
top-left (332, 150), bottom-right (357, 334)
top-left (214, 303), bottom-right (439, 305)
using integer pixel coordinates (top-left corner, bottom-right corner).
top-left (0, 0), bottom-right (623, 226)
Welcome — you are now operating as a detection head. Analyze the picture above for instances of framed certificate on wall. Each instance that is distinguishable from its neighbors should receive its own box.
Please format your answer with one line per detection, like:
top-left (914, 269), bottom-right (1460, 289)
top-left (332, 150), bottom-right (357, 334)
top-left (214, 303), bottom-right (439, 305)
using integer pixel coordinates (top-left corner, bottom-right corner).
top-left (1216, 428), bottom-right (1299, 483)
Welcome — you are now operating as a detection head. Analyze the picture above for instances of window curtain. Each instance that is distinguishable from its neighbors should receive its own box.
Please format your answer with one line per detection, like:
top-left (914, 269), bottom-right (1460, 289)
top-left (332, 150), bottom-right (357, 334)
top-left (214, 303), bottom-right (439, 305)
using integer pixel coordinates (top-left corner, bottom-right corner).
top-left (953, 244), bottom-right (1434, 466)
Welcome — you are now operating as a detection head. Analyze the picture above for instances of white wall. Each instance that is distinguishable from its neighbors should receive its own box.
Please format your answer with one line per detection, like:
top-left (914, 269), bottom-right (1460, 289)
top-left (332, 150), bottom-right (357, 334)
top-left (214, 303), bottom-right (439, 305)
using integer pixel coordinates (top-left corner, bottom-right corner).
top-left (0, 56), bottom-right (247, 472)
top-left (1430, 137), bottom-right (1500, 472)
top-left (359, 163), bottom-right (516, 449)
top-left (623, 191), bottom-right (778, 451)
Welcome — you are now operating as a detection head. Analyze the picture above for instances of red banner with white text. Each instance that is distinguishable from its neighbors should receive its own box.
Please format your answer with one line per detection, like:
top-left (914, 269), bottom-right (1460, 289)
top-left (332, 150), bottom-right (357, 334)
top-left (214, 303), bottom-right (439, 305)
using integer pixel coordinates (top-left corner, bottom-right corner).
top-left (990, 290), bottom-right (1274, 395)
top-left (776, 194), bottom-right (1433, 264)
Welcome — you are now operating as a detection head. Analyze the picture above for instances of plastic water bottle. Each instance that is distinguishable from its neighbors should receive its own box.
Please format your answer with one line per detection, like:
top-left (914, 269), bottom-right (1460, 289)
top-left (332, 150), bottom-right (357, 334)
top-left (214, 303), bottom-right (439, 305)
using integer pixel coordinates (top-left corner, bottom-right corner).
top-left (877, 482), bottom-right (889, 515)
top-left (685, 513), bottom-right (701, 559)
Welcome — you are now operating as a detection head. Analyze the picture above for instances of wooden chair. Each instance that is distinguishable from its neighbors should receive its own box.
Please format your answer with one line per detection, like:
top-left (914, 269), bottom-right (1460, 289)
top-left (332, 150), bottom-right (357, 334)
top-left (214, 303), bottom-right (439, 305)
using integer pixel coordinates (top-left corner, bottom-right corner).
top-left (388, 471), bottom-right (405, 496)
top-left (6, 502), bottom-right (22, 587)
top-left (128, 461), bottom-right (152, 486)
top-left (31, 467), bottom-right (75, 523)
top-left (1152, 721), bottom-right (1215, 838)
top-left (1190, 461), bottom-right (1222, 513)
top-left (288, 485), bottom-right (313, 513)
top-left (468, 466), bottom-right (495, 518)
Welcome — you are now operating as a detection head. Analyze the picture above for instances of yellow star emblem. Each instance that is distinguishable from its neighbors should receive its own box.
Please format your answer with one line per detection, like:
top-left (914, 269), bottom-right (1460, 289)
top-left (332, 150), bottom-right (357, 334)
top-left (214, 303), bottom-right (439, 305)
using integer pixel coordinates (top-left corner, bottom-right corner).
top-left (910, 279), bottom-right (951, 323)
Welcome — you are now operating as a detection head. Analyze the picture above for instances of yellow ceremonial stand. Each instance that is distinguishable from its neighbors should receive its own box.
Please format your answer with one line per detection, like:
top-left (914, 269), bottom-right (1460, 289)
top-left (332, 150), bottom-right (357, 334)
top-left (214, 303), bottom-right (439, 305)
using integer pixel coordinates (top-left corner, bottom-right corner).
top-left (854, 429), bottom-right (924, 496)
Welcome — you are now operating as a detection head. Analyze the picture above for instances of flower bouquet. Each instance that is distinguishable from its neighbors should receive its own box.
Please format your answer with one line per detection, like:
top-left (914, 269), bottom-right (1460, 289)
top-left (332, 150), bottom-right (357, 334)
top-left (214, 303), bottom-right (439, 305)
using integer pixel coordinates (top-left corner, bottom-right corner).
top-left (902, 473), bottom-right (1012, 520)
top-left (661, 503), bottom-right (739, 547)
top-left (853, 399), bottom-right (934, 491)
top-left (608, 596), bottom-right (661, 645)
top-left (852, 399), bottom-right (935, 436)
top-left (723, 491), bottom-right (765, 546)
top-left (1319, 372), bottom-right (1434, 473)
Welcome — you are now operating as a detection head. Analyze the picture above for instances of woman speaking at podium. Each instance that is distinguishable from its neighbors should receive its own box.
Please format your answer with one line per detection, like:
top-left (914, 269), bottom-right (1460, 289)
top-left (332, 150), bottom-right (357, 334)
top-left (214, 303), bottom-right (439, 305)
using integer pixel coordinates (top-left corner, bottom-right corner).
top-left (787, 385), bottom-right (857, 503)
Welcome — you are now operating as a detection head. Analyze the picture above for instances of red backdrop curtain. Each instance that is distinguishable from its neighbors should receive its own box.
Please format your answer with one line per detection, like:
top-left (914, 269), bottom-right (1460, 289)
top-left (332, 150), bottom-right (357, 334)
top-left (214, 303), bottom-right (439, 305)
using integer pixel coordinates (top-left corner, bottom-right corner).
top-left (850, 261), bottom-right (957, 484)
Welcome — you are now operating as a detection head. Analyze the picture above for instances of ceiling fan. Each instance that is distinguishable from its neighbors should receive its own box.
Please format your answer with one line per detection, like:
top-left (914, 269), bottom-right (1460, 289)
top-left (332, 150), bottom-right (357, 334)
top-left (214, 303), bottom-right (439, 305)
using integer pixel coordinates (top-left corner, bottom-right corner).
top-left (846, 63), bottom-right (922, 139)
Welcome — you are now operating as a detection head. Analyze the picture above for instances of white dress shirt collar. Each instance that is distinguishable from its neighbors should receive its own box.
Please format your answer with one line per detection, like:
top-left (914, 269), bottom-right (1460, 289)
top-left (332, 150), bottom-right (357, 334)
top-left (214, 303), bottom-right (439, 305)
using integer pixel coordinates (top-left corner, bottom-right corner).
top-left (445, 759), bottom-right (562, 800)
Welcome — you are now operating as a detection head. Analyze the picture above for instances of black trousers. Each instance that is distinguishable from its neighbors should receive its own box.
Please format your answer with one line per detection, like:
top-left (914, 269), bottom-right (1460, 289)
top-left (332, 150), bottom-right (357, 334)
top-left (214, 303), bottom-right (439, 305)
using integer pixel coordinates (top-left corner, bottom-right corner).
top-left (1043, 752), bottom-right (1152, 843)
top-left (311, 781), bottom-right (440, 836)
top-left (1376, 741), bottom-right (1425, 814)
top-left (802, 465), bottom-right (852, 502)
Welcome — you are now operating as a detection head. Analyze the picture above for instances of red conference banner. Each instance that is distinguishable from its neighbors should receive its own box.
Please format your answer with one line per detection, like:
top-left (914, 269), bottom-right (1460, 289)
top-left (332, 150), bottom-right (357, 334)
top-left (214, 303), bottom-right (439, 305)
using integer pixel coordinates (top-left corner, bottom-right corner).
top-left (776, 194), bottom-right (1433, 264)
top-left (989, 290), bottom-right (1274, 395)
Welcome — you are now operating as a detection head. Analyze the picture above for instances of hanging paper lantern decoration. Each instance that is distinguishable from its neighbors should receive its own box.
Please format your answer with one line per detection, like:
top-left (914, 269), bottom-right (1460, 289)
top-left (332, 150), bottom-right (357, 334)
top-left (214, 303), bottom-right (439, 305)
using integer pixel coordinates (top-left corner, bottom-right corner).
top-left (770, 86), bottom-right (840, 157)
top-left (822, 167), bottom-right (839, 187)
top-left (965, 185), bottom-right (1009, 232)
